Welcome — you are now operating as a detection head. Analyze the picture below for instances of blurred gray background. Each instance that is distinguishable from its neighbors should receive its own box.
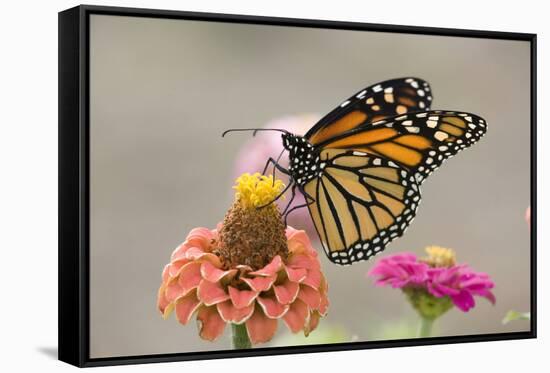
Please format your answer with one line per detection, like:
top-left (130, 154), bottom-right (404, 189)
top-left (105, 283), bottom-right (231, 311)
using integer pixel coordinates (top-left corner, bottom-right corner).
top-left (89, 15), bottom-right (531, 358)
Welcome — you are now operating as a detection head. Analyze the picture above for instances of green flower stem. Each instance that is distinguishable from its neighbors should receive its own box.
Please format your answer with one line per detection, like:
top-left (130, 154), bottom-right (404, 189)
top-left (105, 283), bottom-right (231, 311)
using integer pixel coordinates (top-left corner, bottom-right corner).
top-left (418, 316), bottom-right (434, 338)
top-left (231, 323), bottom-right (252, 349)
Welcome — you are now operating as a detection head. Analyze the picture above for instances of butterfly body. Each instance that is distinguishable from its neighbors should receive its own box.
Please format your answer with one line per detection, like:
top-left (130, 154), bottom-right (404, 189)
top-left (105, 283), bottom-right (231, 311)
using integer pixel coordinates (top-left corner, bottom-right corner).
top-left (282, 134), bottom-right (322, 186)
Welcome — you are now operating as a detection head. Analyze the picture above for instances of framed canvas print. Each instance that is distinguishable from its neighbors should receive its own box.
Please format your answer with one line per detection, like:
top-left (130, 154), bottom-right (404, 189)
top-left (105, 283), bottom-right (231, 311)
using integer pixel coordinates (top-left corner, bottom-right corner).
top-left (58, 5), bottom-right (537, 367)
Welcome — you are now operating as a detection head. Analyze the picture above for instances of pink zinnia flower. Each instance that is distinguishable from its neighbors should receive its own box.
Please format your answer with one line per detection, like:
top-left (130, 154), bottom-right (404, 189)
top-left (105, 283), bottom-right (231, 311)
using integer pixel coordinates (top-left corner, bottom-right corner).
top-left (157, 174), bottom-right (328, 345)
top-left (367, 246), bottom-right (495, 317)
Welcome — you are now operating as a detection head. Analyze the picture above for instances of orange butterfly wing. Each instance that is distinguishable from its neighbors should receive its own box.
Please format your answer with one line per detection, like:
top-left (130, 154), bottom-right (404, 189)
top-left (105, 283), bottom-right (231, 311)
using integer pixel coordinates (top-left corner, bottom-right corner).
top-left (306, 77), bottom-right (432, 145)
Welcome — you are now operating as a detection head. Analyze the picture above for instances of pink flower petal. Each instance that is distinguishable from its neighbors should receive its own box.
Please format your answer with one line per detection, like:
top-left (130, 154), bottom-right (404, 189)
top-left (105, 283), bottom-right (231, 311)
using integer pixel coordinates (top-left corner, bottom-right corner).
top-left (285, 266), bottom-right (307, 283)
top-left (197, 305), bottom-right (226, 341)
top-left (161, 264), bottom-right (170, 282)
top-left (304, 310), bottom-right (321, 337)
top-left (171, 243), bottom-right (192, 261)
top-left (318, 291), bottom-right (329, 316)
top-left (287, 229), bottom-right (318, 257)
top-left (185, 250), bottom-right (222, 267)
top-left (249, 255), bottom-right (283, 276)
top-left (274, 279), bottom-right (300, 305)
top-left (200, 261), bottom-right (237, 282)
top-left (186, 227), bottom-right (215, 248)
top-left (184, 246), bottom-right (206, 260)
top-left (288, 253), bottom-right (320, 271)
top-left (157, 285), bottom-right (170, 316)
top-left (297, 285), bottom-right (321, 310)
top-left (241, 275), bottom-right (276, 292)
top-left (165, 280), bottom-right (185, 303)
top-left (177, 261), bottom-right (203, 294)
top-left (216, 300), bottom-right (255, 324)
top-left (245, 306), bottom-right (278, 344)
top-left (175, 290), bottom-right (201, 325)
top-left (302, 269), bottom-right (322, 290)
top-left (167, 259), bottom-right (189, 277)
top-left (479, 290), bottom-right (497, 304)
top-left (451, 289), bottom-right (476, 312)
top-left (283, 298), bottom-right (309, 333)
top-left (162, 303), bottom-right (175, 319)
top-left (228, 286), bottom-right (259, 309)
top-left (197, 279), bottom-right (230, 306)
top-left (257, 296), bottom-right (289, 318)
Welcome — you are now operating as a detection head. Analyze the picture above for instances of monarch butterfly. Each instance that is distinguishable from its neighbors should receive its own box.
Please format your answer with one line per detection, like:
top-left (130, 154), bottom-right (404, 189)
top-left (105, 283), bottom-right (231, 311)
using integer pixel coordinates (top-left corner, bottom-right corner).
top-left (223, 77), bottom-right (487, 265)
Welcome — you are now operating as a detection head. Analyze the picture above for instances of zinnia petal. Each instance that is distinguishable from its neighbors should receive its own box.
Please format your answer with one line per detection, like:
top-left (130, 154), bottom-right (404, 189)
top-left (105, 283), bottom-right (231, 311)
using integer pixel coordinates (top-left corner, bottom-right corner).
top-left (217, 300), bottom-right (255, 324)
top-left (157, 285), bottom-right (171, 316)
top-left (197, 305), bottom-right (226, 341)
top-left (171, 243), bottom-right (192, 261)
top-left (302, 269), bottom-right (322, 290)
top-left (318, 290), bottom-right (329, 316)
top-left (304, 310), bottom-right (321, 337)
top-left (451, 289), bottom-right (476, 312)
top-left (257, 295), bottom-right (289, 318)
top-left (249, 255), bottom-right (283, 276)
top-left (200, 261), bottom-right (237, 282)
top-left (241, 274), bottom-right (276, 292)
top-left (175, 290), bottom-right (202, 325)
top-left (177, 261), bottom-right (203, 294)
top-left (197, 279), bottom-right (230, 306)
top-left (186, 251), bottom-right (222, 267)
top-left (245, 306), bottom-right (278, 344)
top-left (285, 266), bottom-right (308, 283)
top-left (288, 253), bottom-right (320, 271)
top-left (228, 286), bottom-right (259, 309)
top-left (478, 290), bottom-right (497, 304)
top-left (283, 298), bottom-right (309, 333)
top-left (165, 280), bottom-right (185, 303)
top-left (297, 284), bottom-right (321, 310)
top-left (273, 279), bottom-right (300, 304)
top-left (167, 259), bottom-right (189, 277)
top-left (287, 229), bottom-right (316, 255)
top-left (186, 227), bottom-right (216, 249)
top-left (161, 264), bottom-right (171, 283)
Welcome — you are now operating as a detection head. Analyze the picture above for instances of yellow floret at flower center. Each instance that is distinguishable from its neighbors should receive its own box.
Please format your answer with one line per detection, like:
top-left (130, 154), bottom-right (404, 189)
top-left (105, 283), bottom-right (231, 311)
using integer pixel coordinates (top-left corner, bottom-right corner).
top-left (233, 172), bottom-right (285, 208)
top-left (423, 246), bottom-right (456, 267)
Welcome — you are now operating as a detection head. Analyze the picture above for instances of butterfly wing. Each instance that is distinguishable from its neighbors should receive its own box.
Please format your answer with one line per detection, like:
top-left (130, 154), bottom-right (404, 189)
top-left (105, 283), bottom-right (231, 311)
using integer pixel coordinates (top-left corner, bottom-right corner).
top-left (303, 150), bottom-right (420, 265)
top-left (305, 77), bottom-right (432, 146)
top-left (303, 111), bottom-right (487, 264)
top-left (317, 111), bottom-right (487, 184)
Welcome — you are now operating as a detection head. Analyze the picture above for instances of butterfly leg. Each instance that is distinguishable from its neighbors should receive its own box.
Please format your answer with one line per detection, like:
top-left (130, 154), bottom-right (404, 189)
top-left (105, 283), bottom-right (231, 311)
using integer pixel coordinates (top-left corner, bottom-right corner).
top-left (284, 202), bottom-right (313, 226)
top-left (270, 149), bottom-right (286, 185)
top-left (261, 155), bottom-right (289, 176)
top-left (281, 184), bottom-right (297, 215)
top-left (283, 186), bottom-right (315, 226)
top-left (299, 186), bottom-right (316, 203)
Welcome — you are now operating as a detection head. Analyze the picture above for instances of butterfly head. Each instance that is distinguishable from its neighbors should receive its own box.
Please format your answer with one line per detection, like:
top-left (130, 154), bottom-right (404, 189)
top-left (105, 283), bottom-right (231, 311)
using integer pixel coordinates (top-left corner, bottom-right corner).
top-left (282, 134), bottom-right (320, 186)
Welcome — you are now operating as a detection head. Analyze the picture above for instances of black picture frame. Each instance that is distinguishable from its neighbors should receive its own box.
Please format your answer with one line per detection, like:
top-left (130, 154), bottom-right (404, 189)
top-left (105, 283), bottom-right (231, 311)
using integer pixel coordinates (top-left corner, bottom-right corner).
top-left (58, 4), bottom-right (537, 368)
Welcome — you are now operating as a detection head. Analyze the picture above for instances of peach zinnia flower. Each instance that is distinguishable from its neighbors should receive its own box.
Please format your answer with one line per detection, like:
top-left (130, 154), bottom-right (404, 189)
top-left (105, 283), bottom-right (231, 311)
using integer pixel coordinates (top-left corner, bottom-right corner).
top-left (157, 173), bottom-right (329, 346)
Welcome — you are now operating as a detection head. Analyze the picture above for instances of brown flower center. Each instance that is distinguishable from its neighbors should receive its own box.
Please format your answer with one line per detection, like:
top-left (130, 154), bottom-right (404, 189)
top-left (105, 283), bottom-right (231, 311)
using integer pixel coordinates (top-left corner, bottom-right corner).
top-left (215, 201), bottom-right (288, 270)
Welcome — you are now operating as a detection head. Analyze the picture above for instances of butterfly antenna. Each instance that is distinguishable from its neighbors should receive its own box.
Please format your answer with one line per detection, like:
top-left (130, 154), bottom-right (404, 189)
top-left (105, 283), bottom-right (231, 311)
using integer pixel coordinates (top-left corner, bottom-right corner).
top-left (222, 128), bottom-right (290, 137)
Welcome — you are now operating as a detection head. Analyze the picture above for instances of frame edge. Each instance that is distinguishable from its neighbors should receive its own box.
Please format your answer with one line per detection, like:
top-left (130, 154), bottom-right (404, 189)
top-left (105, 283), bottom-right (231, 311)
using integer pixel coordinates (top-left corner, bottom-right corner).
top-left (58, 5), bottom-right (85, 368)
